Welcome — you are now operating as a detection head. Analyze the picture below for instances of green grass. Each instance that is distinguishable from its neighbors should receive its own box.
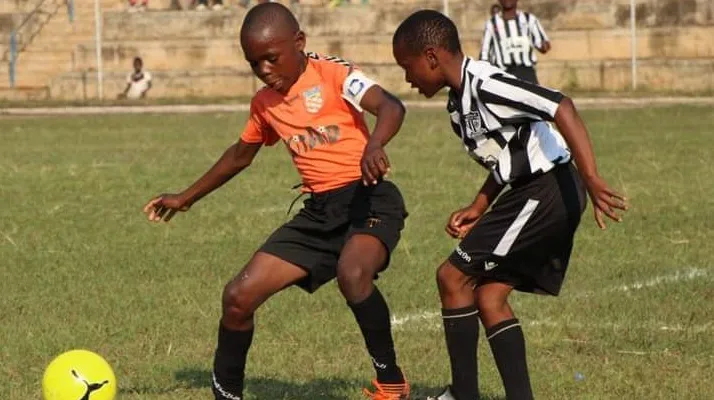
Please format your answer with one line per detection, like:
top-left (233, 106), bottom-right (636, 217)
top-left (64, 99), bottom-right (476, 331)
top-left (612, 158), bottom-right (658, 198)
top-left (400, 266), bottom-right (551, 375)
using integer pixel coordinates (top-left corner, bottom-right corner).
top-left (1, 106), bottom-right (713, 399)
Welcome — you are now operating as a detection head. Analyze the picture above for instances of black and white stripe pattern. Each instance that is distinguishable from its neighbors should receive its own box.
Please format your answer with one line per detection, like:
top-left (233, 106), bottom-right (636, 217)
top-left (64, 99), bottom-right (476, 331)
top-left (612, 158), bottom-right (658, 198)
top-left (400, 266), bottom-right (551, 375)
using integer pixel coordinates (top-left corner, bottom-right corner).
top-left (447, 58), bottom-right (570, 184)
top-left (480, 11), bottom-right (548, 69)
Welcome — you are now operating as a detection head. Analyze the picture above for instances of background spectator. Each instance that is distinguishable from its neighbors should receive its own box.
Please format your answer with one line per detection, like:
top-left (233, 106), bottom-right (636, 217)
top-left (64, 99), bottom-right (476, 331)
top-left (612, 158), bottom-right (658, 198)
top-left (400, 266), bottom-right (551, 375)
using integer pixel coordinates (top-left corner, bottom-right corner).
top-left (118, 57), bottom-right (153, 99)
top-left (480, 0), bottom-right (550, 84)
top-left (196, 0), bottom-right (224, 10)
top-left (128, 0), bottom-right (148, 12)
top-left (490, 3), bottom-right (501, 16)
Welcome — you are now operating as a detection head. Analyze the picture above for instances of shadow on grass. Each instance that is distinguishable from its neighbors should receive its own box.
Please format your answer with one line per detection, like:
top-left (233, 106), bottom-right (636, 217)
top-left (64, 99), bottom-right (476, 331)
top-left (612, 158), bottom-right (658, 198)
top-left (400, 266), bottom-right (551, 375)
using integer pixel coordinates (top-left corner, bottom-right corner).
top-left (121, 367), bottom-right (505, 399)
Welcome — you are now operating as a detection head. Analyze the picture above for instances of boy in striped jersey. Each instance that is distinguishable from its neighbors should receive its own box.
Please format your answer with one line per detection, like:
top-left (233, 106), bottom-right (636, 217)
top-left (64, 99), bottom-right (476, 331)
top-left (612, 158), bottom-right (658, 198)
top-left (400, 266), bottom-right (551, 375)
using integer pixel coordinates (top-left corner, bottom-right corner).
top-left (393, 10), bottom-right (627, 400)
top-left (480, 0), bottom-right (550, 84)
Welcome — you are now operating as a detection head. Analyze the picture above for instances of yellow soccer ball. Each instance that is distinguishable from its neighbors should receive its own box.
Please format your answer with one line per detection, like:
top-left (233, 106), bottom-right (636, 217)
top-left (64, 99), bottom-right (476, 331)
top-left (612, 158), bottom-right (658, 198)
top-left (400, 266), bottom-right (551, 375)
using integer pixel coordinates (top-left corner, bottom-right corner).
top-left (42, 349), bottom-right (117, 400)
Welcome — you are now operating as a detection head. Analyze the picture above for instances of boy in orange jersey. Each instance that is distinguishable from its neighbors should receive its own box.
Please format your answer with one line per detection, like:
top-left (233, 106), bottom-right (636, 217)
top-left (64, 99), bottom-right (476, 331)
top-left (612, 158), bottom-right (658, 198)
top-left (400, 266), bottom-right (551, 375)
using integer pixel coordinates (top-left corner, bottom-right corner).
top-left (143, 3), bottom-right (410, 399)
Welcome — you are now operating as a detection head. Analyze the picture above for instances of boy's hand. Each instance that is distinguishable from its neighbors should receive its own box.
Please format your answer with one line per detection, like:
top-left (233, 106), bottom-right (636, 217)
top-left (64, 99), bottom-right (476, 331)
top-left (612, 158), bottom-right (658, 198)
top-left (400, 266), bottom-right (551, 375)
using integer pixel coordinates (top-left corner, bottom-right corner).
top-left (446, 205), bottom-right (482, 239)
top-left (143, 193), bottom-right (191, 222)
top-left (361, 143), bottom-right (390, 185)
top-left (584, 175), bottom-right (627, 229)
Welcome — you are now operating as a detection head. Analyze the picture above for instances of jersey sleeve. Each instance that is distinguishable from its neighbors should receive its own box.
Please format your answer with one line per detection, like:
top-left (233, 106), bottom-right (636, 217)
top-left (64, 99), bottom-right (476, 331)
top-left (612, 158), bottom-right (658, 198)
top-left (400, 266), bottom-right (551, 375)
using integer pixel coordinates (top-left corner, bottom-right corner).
top-left (476, 73), bottom-right (564, 123)
top-left (144, 71), bottom-right (152, 82)
top-left (529, 14), bottom-right (549, 49)
top-left (479, 20), bottom-right (494, 61)
top-left (239, 98), bottom-right (280, 146)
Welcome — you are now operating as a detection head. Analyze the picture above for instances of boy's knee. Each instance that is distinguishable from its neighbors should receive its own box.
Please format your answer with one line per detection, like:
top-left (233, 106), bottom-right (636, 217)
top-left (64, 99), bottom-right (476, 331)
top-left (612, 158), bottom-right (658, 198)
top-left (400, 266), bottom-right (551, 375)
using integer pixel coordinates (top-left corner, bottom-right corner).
top-left (475, 286), bottom-right (510, 316)
top-left (221, 280), bottom-right (256, 323)
top-left (436, 262), bottom-right (469, 293)
top-left (336, 261), bottom-right (374, 302)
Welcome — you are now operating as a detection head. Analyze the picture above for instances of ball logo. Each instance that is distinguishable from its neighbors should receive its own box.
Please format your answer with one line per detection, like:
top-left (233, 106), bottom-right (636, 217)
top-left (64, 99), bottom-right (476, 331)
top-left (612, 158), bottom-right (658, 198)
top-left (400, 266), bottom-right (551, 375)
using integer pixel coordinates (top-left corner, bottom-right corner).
top-left (71, 370), bottom-right (109, 400)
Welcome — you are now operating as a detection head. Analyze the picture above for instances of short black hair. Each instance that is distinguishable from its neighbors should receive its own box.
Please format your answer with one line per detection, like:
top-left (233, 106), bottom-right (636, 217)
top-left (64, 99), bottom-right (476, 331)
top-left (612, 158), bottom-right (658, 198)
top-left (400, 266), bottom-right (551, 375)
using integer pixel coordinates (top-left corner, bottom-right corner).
top-left (393, 9), bottom-right (461, 55)
top-left (241, 2), bottom-right (300, 37)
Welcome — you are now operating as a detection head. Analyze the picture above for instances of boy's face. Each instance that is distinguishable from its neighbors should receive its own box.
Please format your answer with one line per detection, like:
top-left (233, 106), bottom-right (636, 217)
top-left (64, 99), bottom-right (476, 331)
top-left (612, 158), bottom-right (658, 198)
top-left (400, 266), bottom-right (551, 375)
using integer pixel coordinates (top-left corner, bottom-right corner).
top-left (499, 0), bottom-right (517, 9)
top-left (241, 27), bottom-right (306, 94)
top-left (393, 43), bottom-right (445, 98)
top-left (133, 59), bottom-right (142, 72)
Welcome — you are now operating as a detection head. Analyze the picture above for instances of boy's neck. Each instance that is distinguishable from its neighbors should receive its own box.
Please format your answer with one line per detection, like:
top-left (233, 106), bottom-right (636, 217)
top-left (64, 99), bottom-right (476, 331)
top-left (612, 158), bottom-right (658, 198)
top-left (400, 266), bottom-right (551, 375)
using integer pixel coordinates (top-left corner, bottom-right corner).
top-left (281, 53), bottom-right (309, 95)
top-left (298, 52), bottom-right (308, 75)
top-left (444, 52), bottom-right (466, 93)
top-left (502, 7), bottom-right (517, 19)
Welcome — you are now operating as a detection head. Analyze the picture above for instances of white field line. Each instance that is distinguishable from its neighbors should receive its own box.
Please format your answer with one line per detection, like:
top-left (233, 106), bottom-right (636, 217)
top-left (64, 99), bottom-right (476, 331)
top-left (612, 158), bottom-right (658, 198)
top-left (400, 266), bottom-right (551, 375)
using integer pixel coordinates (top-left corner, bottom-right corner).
top-left (1, 231), bottom-right (18, 248)
top-left (393, 316), bottom-right (714, 334)
top-left (391, 267), bottom-right (712, 332)
top-left (2, 97), bottom-right (714, 116)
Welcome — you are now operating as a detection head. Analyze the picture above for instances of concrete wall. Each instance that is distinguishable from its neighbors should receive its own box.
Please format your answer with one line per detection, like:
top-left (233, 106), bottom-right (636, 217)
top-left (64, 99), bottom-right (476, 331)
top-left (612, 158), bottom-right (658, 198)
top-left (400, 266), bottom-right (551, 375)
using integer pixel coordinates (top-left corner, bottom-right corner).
top-left (5, 0), bottom-right (714, 100)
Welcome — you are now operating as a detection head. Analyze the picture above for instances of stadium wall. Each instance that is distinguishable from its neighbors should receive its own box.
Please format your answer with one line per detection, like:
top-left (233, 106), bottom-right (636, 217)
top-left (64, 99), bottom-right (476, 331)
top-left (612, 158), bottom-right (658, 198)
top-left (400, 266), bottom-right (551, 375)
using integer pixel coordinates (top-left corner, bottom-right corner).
top-left (3, 0), bottom-right (714, 100)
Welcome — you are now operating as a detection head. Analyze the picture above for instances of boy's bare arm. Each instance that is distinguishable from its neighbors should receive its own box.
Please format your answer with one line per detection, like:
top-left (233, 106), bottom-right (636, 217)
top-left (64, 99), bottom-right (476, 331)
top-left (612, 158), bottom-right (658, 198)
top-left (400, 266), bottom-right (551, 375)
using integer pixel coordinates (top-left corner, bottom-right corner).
top-left (358, 86), bottom-right (406, 185)
top-left (553, 97), bottom-right (628, 229)
top-left (143, 140), bottom-right (262, 222)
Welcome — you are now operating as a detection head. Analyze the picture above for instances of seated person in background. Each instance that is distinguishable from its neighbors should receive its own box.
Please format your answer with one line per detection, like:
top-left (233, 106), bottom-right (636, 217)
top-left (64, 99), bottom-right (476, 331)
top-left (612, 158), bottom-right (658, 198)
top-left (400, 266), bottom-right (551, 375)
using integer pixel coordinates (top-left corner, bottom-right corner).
top-left (196, 0), bottom-right (224, 10)
top-left (128, 0), bottom-right (148, 12)
top-left (118, 57), bottom-right (152, 100)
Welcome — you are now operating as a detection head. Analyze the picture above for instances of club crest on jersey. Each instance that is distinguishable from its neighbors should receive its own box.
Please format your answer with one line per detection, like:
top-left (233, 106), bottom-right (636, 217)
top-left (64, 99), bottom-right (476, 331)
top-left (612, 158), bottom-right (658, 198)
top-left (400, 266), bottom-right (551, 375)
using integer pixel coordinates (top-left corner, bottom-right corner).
top-left (464, 111), bottom-right (486, 138)
top-left (302, 86), bottom-right (324, 114)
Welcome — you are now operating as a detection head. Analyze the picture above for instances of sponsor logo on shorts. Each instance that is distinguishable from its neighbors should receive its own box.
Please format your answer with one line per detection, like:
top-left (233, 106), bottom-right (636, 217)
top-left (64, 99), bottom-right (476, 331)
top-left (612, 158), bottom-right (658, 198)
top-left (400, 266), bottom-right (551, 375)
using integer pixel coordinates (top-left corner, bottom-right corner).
top-left (366, 217), bottom-right (381, 228)
top-left (484, 260), bottom-right (498, 271)
top-left (455, 246), bottom-right (472, 263)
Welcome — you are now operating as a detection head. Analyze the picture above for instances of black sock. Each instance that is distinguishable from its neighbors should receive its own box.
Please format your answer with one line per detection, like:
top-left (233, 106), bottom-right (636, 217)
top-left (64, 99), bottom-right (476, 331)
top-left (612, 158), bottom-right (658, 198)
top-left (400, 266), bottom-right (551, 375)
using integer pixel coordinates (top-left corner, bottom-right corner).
top-left (348, 287), bottom-right (403, 383)
top-left (212, 324), bottom-right (253, 400)
top-left (486, 318), bottom-right (533, 400)
top-left (442, 305), bottom-right (480, 400)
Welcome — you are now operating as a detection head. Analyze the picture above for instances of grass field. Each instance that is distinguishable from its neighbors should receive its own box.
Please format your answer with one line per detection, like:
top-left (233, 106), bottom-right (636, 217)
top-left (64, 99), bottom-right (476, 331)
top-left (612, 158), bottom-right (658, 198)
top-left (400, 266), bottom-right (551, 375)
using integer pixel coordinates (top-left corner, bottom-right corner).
top-left (1, 105), bottom-right (713, 399)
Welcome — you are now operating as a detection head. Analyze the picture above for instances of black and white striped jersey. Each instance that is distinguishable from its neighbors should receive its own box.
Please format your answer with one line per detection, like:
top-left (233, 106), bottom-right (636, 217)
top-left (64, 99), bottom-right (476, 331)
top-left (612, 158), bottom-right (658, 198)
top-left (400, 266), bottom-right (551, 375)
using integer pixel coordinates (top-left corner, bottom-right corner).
top-left (480, 11), bottom-right (549, 69)
top-left (447, 57), bottom-right (570, 184)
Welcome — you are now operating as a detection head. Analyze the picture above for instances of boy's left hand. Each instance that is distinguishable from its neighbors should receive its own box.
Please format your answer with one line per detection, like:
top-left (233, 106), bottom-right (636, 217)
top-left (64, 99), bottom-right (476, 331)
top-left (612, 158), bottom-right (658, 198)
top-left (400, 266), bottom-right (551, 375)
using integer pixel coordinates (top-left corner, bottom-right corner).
top-left (361, 143), bottom-right (390, 185)
top-left (584, 175), bottom-right (628, 229)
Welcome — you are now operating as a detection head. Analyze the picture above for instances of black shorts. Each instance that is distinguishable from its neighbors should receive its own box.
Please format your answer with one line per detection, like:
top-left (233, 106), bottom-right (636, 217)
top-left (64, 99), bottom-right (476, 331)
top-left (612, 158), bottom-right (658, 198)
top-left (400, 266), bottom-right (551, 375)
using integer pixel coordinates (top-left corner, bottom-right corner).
top-left (506, 65), bottom-right (539, 84)
top-left (449, 163), bottom-right (586, 296)
top-left (259, 180), bottom-right (408, 293)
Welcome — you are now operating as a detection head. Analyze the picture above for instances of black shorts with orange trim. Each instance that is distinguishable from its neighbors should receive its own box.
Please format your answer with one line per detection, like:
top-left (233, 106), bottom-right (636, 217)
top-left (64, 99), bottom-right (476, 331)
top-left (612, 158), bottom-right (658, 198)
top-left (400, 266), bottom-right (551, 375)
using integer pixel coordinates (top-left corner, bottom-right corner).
top-left (259, 180), bottom-right (408, 293)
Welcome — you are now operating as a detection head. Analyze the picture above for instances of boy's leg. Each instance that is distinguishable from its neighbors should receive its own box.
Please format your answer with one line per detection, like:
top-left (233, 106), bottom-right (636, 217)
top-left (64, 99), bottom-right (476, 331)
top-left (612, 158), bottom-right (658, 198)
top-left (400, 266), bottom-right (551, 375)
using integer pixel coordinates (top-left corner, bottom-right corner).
top-left (337, 234), bottom-right (408, 397)
top-left (436, 261), bottom-right (480, 400)
top-left (476, 281), bottom-right (533, 400)
top-left (339, 180), bottom-right (408, 397)
top-left (212, 252), bottom-right (307, 400)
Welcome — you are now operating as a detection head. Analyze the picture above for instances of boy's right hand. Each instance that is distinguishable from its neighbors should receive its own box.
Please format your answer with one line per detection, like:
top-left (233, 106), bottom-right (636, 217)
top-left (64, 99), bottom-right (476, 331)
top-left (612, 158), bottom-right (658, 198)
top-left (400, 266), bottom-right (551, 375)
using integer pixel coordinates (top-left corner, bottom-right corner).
top-left (143, 193), bottom-right (191, 222)
top-left (446, 205), bottom-right (482, 239)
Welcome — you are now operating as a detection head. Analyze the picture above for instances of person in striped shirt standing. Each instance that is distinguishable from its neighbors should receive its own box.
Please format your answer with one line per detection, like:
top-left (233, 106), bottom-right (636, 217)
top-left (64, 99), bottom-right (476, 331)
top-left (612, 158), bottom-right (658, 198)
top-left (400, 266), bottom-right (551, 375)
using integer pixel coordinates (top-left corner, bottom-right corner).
top-left (480, 0), bottom-right (550, 84)
top-left (393, 9), bottom-right (627, 400)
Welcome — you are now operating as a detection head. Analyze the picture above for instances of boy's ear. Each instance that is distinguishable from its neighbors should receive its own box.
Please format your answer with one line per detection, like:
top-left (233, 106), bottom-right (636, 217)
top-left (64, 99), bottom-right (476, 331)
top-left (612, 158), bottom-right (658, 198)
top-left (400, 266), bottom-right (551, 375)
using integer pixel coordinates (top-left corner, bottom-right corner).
top-left (425, 46), bottom-right (439, 70)
top-left (295, 30), bottom-right (306, 52)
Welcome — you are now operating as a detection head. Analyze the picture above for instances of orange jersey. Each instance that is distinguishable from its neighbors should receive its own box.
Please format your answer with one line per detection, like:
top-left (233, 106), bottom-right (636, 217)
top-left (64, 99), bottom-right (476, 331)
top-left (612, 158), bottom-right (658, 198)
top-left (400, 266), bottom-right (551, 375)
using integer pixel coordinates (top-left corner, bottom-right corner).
top-left (240, 53), bottom-right (378, 193)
